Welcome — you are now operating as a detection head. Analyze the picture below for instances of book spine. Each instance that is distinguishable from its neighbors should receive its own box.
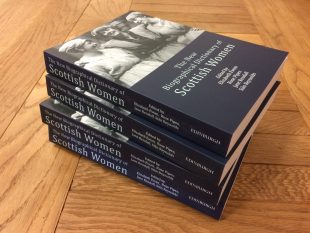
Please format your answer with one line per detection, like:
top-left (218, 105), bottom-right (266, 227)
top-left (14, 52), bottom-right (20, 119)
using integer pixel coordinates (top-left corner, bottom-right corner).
top-left (44, 52), bottom-right (230, 156)
top-left (46, 75), bottom-right (224, 179)
top-left (48, 126), bottom-right (226, 219)
top-left (40, 103), bottom-right (227, 203)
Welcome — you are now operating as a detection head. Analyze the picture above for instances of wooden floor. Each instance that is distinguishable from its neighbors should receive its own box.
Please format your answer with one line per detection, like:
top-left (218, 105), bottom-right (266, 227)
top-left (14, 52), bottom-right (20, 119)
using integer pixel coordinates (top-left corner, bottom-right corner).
top-left (0, 0), bottom-right (309, 232)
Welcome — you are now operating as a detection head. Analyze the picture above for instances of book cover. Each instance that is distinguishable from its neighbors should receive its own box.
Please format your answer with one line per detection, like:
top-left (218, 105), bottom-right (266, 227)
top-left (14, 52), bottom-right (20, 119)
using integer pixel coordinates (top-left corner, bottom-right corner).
top-left (48, 125), bottom-right (249, 219)
top-left (41, 99), bottom-right (240, 204)
top-left (44, 11), bottom-right (288, 156)
top-left (46, 74), bottom-right (279, 183)
top-left (40, 79), bottom-right (278, 191)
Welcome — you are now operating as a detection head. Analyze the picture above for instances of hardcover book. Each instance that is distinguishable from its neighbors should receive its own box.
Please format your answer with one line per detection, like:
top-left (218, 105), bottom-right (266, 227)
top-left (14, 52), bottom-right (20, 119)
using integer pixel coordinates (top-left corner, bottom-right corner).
top-left (48, 125), bottom-right (249, 219)
top-left (44, 11), bottom-right (288, 156)
top-left (46, 73), bottom-right (279, 183)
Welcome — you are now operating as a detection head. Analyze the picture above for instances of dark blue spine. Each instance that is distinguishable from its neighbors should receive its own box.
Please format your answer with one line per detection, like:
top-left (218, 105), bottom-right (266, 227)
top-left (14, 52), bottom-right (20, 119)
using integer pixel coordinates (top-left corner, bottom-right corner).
top-left (44, 52), bottom-right (231, 156)
top-left (40, 102), bottom-right (236, 204)
top-left (47, 125), bottom-right (246, 219)
top-left (46, 74), bottom-right (226, 179)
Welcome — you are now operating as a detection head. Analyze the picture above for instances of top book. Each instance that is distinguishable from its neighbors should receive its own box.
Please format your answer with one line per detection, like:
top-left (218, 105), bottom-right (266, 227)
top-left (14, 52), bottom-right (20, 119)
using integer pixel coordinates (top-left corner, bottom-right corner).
top-left (44, 11), bottom-right (288, 156)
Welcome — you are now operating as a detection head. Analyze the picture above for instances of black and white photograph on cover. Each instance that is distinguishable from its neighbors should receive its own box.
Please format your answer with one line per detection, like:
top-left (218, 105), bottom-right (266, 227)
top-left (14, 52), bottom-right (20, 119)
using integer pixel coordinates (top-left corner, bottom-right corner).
top-left (52, 100), bottom-right (129, 142)
top-left (58, 12), bottom-right (203, 88)
top-left (75, 87), bottom-right (131, 116)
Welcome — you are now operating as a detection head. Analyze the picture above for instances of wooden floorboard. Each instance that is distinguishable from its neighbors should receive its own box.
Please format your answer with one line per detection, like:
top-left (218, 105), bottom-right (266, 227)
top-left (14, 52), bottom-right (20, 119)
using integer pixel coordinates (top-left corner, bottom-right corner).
top-left (0, 0), bottom-right (309, 232)
top-left (130, 0), bottom-right (257, 34)
top-left (245, 134), bottom-right (310, 166)
top-left (0, 0), bottom-right (132, 232)
top-left (68, 158), bottom-right (310, 203)
top-left (244, 0), bottom-right (310, 128)
top-left (0, 0), bottom-right (90, 137)
top-left (54, 0), bottom-right (310, 232)
top-left (55, 158), bottom-right (310, 233)
top-left (255, 110), bottom-right (310, 136)
top-left (0, 78), bottom-right (80, 233)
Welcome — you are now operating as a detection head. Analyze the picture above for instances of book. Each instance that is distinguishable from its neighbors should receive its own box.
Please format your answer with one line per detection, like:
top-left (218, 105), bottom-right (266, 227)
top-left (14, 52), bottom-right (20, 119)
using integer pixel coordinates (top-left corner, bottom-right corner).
top-left (41, 98), bottom-right (241, 204)
top-left (40, 78), bottom-right (278, 193)
top-left (46, 73), bottom-right (278, 183)
top-left (44, 11), bottom-right (288, 156)
top-left (48, 125), bottom-right (249, 219)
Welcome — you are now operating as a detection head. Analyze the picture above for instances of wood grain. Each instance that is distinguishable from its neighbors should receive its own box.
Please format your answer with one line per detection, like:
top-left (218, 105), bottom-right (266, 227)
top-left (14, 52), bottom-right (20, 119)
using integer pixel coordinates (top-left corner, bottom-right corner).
top-left (55, 157), bottom-right (310, 233)
top-left (245, 134), bottom-right (310, 166)
top-left (0, 0), bottom-right (90, 137)
top-left (0, 0), bottom-right (91, 230)
top-left (244, 0), bottom-right (310, 128)
top-left (232, 163), bottom-right (310, 202)
top-left (256, 111), bottom-right (310, 136)
top-left (133, 0), bottom-right (245, 7)
top-left (56, 191), bottom-right (310, 233)
top-left (0, 0), bottom-right (310, 232)
top-left (69, 157), bottom-right (310, 203)
top-left (0, 78), bottom-right (80, 233)
top-left (130, 0), bottom-right (257, 33)
top-left (0, 0), bottom-right (132, 232)
top-left (131, 3), bottom-right (248, 15)
top-left (270, 89), bottom-right (299, 111)
top-left (54, 0), bottom-right (310, 232)
top-left (220, 33), bottom-right (263, 44)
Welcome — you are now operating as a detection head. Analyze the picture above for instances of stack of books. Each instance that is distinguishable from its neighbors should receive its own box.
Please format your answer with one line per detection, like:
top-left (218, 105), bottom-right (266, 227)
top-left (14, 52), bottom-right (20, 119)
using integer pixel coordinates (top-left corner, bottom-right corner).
top-left (40, 11), bottom-right (287, 219)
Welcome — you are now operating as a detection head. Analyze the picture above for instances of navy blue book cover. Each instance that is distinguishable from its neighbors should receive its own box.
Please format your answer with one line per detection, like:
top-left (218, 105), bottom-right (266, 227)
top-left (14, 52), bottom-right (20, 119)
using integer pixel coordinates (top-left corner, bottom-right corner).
top-left (47, 125), bottom-right (249, 219)
top-left (44, 11), bottom-right (288, 155)
top-left (42, 100), bottom-right (239, 207)
top-left (40, 98), bottom-right (240, 195)
top-left (41, 79), bottom-right (278, 191)
top-left (46, 74), bottom-right (279, 183)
